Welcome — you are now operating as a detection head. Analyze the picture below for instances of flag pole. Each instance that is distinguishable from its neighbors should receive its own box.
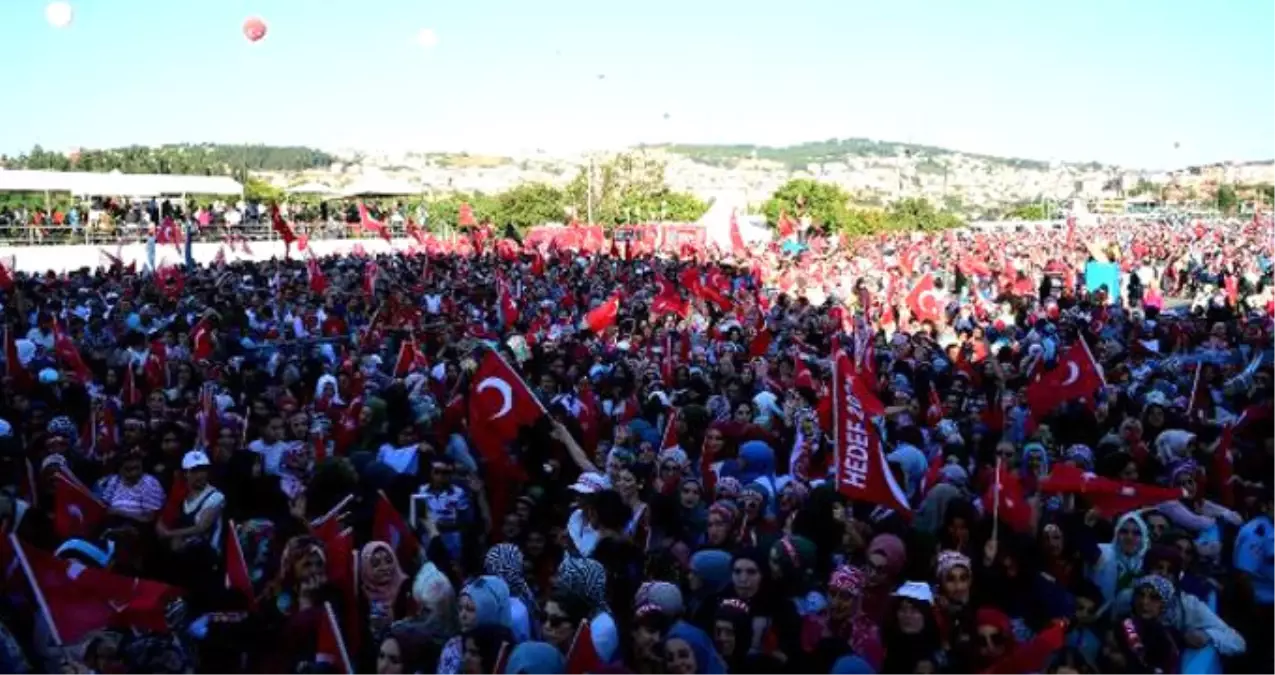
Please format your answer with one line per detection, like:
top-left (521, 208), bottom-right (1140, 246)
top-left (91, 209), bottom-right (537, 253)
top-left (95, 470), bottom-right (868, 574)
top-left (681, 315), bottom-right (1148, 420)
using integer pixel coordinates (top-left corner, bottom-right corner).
top-left (9, 534), bottom-right (63, 646)
top-left (323, 601), bottom-right (354, 674)
top-left (992, 458), bottom-right (1002, 543)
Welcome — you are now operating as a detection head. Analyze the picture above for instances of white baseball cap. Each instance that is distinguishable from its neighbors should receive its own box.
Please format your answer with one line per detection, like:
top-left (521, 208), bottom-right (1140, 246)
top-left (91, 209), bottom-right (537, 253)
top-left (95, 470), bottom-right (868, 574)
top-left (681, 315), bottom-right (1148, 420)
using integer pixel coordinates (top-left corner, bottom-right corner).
top-left (568, 472), bottom-right (611, 494)
top-left (181, 450), bottom-right (211, 471)
top-left (893, 581), bottom-right (934, 605)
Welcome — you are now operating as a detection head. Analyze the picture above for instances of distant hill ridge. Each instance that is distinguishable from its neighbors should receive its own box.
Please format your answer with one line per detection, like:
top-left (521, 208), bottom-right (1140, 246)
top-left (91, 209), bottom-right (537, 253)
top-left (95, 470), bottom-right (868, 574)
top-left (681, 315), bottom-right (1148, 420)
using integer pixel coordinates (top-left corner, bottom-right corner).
top-left (653, 138), bottom-right (1082, 171)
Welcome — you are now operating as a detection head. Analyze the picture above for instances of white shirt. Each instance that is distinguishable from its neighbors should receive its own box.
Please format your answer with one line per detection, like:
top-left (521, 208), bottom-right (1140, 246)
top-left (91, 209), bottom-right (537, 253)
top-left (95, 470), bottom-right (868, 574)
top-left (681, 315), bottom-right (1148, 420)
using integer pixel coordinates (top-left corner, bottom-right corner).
top-left (249, 439), bottom-right (291, 476)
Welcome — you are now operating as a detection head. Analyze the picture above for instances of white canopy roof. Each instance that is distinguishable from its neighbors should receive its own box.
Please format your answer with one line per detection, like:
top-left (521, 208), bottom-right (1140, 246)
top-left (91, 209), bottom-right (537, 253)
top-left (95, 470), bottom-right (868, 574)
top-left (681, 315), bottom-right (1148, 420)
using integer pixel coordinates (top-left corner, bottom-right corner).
top-left (340, 174), bottom-right (420, 197)
top-left (0, 169), bottom-right (243, 196)
top-left (286, 181), bottom-right (337, 196)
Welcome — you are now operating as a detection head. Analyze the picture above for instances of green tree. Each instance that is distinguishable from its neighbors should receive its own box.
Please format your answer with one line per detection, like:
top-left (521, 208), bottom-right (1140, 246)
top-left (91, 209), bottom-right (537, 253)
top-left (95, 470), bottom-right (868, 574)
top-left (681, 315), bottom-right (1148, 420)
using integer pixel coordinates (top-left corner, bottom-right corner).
top-left (887, 197), bottom-right (962, 232)
top-left (10, 143), bottom-right (335, 176)
top-left (760, 179), bottom-right (853, 232)
top-left (422, 192), bottom-right (501, 231)
top-left (1216, 183), bottom-right (1238, 213)
top-left (561, 152), bottom-right (706, 226)
top-left (243, 176), bottom-right (284, 204)
top-left (1004, 202), bottom-right (1050, 220)
top-left (495, 183), bottom-right (566, 229)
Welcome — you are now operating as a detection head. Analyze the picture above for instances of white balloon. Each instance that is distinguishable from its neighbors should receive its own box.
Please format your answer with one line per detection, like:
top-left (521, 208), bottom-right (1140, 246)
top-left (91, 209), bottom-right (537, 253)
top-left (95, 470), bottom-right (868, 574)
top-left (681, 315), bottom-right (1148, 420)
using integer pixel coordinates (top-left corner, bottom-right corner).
top-left (416, 28), bottom-right (438, 48)
top-left (45, 1), bottom-right (73, 28)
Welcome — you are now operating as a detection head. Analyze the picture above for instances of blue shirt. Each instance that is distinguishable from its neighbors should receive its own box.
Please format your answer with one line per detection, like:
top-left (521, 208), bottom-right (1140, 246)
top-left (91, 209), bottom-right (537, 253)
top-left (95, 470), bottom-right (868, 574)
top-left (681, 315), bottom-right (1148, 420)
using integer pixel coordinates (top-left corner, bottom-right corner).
top-left (1234, 514), bottom-right (1275, 605)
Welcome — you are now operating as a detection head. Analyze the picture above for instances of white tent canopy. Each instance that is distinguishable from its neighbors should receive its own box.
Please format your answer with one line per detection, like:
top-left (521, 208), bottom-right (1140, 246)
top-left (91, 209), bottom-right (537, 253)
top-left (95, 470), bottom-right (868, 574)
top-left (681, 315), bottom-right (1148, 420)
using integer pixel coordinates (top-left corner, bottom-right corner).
top-left (286, 181), bottom-right (337, 196)
top-left (0, 169), bottom-right (243, 196)
top-left (340, 174), bottom-right (420, 198)
top-left (696, 190), bottom-right (772, 249)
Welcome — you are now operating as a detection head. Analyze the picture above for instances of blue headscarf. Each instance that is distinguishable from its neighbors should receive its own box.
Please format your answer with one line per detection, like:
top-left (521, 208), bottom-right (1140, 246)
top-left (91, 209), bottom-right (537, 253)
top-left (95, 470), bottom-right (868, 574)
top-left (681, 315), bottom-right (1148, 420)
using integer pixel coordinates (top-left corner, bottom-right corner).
top-left (830, 654), bottom-right (877, 674)
top-left (462, 575), bottom-right (513, 629)
top-left (721, 440), bottom-right (775, 485)
top-left (664, 621), bottom-right (726, 674)
top-left (689, 549), bottom-right (733, 596)
top-left (504, 641), bottom-right (565, 674)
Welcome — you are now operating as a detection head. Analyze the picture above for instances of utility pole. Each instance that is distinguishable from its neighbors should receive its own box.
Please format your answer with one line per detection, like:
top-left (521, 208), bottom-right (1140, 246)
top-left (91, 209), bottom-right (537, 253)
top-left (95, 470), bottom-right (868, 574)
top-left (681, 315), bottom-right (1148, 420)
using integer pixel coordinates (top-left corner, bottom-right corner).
top-left (586, 155), bottom-right (595, 225)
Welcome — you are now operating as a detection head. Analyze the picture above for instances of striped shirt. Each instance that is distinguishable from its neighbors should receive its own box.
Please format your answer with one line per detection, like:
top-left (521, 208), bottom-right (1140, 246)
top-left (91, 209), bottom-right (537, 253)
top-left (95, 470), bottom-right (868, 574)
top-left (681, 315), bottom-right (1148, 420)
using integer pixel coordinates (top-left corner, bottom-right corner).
top-left (98, 474), bottom-right (165, 518)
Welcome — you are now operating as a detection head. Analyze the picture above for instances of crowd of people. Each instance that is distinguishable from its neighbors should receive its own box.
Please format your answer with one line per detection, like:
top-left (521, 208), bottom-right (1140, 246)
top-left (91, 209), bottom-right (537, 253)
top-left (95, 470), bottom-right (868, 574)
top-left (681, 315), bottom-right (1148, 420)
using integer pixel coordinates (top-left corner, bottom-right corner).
top-left (0, 211), bottom-right (1271, 674)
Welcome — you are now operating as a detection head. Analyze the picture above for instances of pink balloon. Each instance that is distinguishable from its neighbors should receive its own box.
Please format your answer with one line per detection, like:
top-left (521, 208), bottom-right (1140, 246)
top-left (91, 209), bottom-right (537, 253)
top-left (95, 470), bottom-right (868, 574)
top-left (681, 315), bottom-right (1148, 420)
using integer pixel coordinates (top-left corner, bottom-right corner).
top-left (243, 16), bottom-right (267, 42)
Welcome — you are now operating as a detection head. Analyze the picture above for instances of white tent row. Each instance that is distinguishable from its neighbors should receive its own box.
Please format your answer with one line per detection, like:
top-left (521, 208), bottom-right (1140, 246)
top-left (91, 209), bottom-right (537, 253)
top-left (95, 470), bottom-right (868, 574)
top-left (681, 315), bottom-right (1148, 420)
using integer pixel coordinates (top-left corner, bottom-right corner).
top-left (0, 169), bottom-right (243, 196)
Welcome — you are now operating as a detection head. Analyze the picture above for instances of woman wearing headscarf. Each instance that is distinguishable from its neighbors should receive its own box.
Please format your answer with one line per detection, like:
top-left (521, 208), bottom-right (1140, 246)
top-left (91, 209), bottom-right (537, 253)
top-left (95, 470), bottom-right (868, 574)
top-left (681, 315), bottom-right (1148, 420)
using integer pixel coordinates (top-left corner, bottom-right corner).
top-left (555, 556), bottom-right (619, 665)
top-left (661, 621), bottom-right (726, 674)
top-left (711, 598), bottom-right (756, 673)
top-left (702, 500), bottom-right (739, 550)
top-left (359, 541), bottom-right (414, 636)
top-left (1111, 573), bottom-right (1247, 664)
top-left (398, 562), bottom-right (458, 672)
top-left (460, 624), bottom-right (516, 675)
top-left (485, 543), bottom-right (538, 642)
top-left (686, 549), bottom-right (732, 627)
top-left (624, 603), bottom-right (673, 674)
top-left (933, 550), bottom-right (976, 670)
top-left (859, 533), bottom-right (907, 625)
top-left (436, 575), bottom-right (513, 674)
top-left (809, 564), bottom-right (885, 670)
top-left (1090, 511), bottom-right (1150, 604)
top-left (503, 641), bottom-right (565, 674)
top-left (761, 535), bottom-right (821, 666)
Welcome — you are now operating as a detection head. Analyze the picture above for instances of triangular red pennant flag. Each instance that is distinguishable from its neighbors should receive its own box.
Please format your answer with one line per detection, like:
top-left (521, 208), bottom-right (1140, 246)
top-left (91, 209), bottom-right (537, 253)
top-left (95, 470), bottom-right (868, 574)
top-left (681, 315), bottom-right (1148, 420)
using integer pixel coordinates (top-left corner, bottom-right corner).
top-left (316, 601), bottom-right (354, 674)
top-left (223, 520), bottom-right (257, 610)
top-left (565, 619), bottom-right (602, 674)
top-left (372, 490), bottom-right (421, 567)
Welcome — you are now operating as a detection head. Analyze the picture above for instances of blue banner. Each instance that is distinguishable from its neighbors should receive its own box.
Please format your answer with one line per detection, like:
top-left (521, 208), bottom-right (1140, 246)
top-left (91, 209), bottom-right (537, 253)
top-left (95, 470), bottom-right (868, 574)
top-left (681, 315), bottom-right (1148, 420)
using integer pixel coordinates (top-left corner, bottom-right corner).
top-left (1085, 262), bottom-right (1121, 303)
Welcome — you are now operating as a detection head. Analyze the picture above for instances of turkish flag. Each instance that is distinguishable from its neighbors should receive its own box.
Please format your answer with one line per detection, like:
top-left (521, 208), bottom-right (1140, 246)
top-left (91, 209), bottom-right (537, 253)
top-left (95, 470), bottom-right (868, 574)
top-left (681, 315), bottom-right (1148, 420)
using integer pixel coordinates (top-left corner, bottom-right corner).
top-left (981, 620), bottom-right (1068, 675)
top-left (832, 353), bottom-right (910, 517)
top-left (748, 325), bottom-right (772, 358)
top-left (224, 520), bottom-right (257, 610)
top-left (565, 619), bottom-right (603, 674)
top-left (357, 202), bottom-right (391, 243)
top-left (269, 204), bottom-right (298, 247)
top-left (52, 322), bottom-right (92, 384)
top-left (1024, 339), bottom-right (1105, 417)
top-left (581, 295), bottom-right (621, 334)
top-left (984, 462), bottom-right (1032, 533)
top-left (307, 256), bottom-right (328, 294)
top-left (905, 273), bottom-right (944, 324)
top-left (372, 490), bottom-right (421, 567)
top-left (5, 535), bottom-right (181, 645)
top-left (1038, 464), bottom-right (1183, 517)
top-left (659, 408), bottom-right (679, 453)
top-left (393, 335), bottom-right (428, 377)
top-left (53, 474), bottom-right (107, 540)
top-left (316, 601), bottom-right (354, 674)
top-left (158, 471), bottom-right (189, 528)
top-left (469, 350), bottom-right (545, 532)
top-left (650, 277), bottom-right (689, 320)
top-left (728, 209), bottom-right (747, 256)
top-left (497, 277), bottom-right (519, 330)
top-left (191, 318), bottom-right (215, 362)
top-left (458, 202), bottom-right (477, 227)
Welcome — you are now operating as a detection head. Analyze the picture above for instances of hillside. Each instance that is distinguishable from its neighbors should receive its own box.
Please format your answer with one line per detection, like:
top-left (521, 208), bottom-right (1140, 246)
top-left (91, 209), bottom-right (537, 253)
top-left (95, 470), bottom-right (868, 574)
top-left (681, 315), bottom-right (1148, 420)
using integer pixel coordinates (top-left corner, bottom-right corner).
top-left (3, 143), bottom-right (336, 176)
top-left (658, 138), bottom-right (1077, 171)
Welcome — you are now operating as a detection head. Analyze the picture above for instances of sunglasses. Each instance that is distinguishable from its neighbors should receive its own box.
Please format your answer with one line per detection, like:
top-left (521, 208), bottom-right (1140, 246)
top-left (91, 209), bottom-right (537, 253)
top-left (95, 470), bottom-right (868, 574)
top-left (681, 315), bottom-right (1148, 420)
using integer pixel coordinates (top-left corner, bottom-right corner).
top-left (541, 613), bottom-right (573, 628)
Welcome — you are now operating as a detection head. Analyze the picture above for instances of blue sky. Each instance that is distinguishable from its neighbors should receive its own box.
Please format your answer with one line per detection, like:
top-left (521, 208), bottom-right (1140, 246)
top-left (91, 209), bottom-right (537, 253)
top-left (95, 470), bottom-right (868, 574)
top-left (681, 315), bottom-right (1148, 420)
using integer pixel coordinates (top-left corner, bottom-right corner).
top-left (1, 0), bottom-right (1272, 168)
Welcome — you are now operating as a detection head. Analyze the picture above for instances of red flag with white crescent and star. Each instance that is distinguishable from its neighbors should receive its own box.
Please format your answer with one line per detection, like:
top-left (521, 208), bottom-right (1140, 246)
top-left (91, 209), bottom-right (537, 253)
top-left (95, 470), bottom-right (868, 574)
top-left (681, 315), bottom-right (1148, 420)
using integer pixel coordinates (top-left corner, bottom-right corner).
top-left (468, 350), bottom-right (546, 532)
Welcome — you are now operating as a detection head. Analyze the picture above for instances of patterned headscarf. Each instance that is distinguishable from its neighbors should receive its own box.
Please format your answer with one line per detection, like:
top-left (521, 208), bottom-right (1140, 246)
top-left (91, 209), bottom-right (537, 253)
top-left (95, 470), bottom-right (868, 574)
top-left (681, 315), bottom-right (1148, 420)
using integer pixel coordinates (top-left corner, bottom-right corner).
top-left (635, 581), bottom-right (684, 617)
top-left (557, 557), bottom-right (609, 614)
top-left (714, 476), bottom-right (743, 501)
top-left (1132, 575), bottom-right (1176, 619)
top-left (829, 565), bottom-right (868, 594)
top-left (484, 543), bottom-right (538, 619)
top-left (1064, 444), bottom-right (1095, 471)
top-left (935, 550), bottom-right (972, 579)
